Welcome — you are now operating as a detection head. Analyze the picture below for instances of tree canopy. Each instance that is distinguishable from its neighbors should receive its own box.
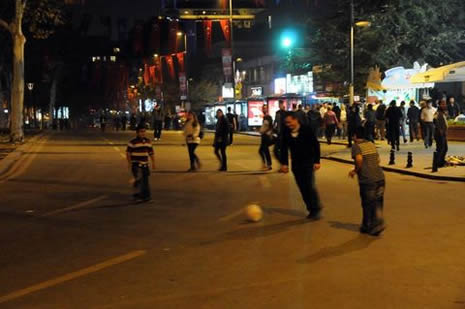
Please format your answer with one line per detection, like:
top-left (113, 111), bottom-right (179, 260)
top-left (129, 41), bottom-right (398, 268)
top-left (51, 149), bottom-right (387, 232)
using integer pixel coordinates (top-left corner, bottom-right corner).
top-left (308, 0), bottom-right (465, 93)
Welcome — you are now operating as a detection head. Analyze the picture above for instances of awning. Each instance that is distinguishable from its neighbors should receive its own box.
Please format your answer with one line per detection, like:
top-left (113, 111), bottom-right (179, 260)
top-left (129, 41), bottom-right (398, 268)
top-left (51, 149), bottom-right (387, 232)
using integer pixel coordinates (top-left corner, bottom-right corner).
top-left (410, 61), bottom-right (465, 83)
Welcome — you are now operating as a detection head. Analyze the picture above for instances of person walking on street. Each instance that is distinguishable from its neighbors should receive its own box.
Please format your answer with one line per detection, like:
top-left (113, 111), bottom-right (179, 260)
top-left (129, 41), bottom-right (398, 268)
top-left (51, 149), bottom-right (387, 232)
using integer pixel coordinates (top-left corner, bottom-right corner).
top-left (295, 104), bottom-right (308, 126)
top-left (339, 104), bottom-right (348, 139)
top-left (434, 99), bottom-right (449, 167)
top-left (214, 109), bottom-right (229, 171)
top-left (259, 105), bottom-right (274, 171)
top-left (407, 100), bottom-right (420, 142)
top-left (273, 100), bottom-right (288, 169)
top-left (126, 124), bottom-right (155, 203)
top-left (121, 113), bottom-right (128, 131)
top-left (347, 104), bottom-right (361, 147)
top-left (385, 100), bottom-right (402, 151)
top-left (152, 104), bottom-right (164, 141)
top-left (447, 96), bottom-right (461, 119)
top-left (399, 101), bottom-right (408, 143)
top-left (363, 104), bottom-right (376, 142)
top-left (280, 112), bottom-right (322, 220)
top-left (333, 103), bottom-right (342, 137)
top-left (375, 100), bottom-right (386, 140)
top-left (421, 100), bottom-right (435, 148)
top-left (349, 126), bottom-right (386, 236)
top-left (183, 111), bottom-right (201, 172)
top-left (323, 105), bottom-right (338, 144)
top-left (308, 105), bottom-right (322, 137)
top-left (226, 107), bottom-right (237, 145)
top-left (100, 114), bottom-right (106, 132)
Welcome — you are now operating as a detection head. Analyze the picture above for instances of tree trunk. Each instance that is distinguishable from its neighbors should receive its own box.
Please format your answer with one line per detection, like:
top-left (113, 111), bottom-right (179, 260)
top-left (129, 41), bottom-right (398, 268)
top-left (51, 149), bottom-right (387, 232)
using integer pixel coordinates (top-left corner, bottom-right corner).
top-left (9, 0), bottom-right (26, 142)
top-left (10, 31), bottom-right (25, 142)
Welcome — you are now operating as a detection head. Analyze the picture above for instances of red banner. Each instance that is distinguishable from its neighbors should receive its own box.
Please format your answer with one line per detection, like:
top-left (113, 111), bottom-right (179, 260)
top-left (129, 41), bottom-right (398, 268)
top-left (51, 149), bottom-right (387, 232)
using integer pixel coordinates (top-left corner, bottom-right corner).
top-left (169, 21), bottom-right (179, 53)
top-left (149, 66), bottom-right (156, 86)
top-left (176, 52), bottom-right (185, 73)
top-left (154, 57), bottom-right (163, 84)
top-left (222, 48), bottom-right (232, 82)
top-left (143, 64), bottom-right (150, 86)
top-left (220, 20), bottom-right (231, 46)
top-left (164, 56), bottom-right (176, 80)
top-left (203, 21), bottom-right (212, 54)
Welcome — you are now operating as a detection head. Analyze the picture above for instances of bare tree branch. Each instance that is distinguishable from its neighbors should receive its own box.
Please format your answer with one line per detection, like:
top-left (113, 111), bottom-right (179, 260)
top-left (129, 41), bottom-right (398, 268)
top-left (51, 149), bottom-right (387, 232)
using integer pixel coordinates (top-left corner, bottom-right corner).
top-left (0, 19), bottom-right (11, 33)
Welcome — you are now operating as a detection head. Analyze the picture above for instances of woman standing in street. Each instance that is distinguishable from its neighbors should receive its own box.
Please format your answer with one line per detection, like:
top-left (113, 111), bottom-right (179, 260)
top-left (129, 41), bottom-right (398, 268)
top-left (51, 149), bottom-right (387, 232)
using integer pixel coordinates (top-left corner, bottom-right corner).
top-left (214, 109), bottom-right (230, 171)
top-left (323, 105), bottom-right (338, 145)
top-left (339, 104), bottom-right (348, 139)
top-left (183, 111), bottom-right (201, 172)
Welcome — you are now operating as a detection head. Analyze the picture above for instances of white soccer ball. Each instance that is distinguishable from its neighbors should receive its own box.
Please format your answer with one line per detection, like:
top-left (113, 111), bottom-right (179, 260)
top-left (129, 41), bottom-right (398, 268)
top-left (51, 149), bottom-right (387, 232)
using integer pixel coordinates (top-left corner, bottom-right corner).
top-left (245, 204), bottom-right (263, 222)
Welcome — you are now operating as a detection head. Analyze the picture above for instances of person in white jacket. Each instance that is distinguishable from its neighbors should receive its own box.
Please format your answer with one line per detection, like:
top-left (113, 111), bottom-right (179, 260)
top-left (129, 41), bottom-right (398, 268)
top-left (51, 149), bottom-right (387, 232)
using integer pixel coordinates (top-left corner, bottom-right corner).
top-left (421, 101), bottom-right (436, 148)
top-left (183, 111), bottom-right (202, 171)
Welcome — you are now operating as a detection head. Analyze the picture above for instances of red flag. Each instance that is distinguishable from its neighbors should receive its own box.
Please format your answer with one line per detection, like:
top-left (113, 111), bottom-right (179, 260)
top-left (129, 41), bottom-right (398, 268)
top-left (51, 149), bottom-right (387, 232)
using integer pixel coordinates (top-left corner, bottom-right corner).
top-left (176, 52), bottom-right (185, 73)
top-left (143, 64), bottom-right (150, 86)
top-left (220, 20), bottom-right (231, 46)
top-left (169, 21), bottom-right (179, 53)
top-left (220, 0), bottom-right (227, 9)
top-left (149, 66), bottom-right (156, 85)
top-left (154, 57), bottom-right (163, 84)
top-left (164, 56), bottom-right (176, 80)
top-left (203, 21), bottom-right (212, 54)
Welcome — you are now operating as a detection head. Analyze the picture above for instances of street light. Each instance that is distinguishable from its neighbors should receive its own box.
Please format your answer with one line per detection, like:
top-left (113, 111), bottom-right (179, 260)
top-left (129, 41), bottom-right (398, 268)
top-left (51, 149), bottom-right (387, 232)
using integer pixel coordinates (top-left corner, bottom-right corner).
top-left (176, 31), bottom-right (187, 53)
top-left (350, 0), bottom-right (370, 107)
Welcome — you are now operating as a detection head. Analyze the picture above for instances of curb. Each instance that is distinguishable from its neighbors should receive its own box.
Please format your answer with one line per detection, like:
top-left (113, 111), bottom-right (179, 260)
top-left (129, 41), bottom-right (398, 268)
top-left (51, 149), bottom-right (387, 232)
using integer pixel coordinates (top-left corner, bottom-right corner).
top-left (322, 156), bottom-right (465, 182)
top-left (0, 132), bottom-right (46, 177)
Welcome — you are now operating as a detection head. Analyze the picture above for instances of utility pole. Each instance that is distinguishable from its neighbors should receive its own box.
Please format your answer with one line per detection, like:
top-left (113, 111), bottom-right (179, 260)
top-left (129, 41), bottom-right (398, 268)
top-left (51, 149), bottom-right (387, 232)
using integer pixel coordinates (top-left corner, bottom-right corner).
top-left (349, 0), bottom-right (355, 107)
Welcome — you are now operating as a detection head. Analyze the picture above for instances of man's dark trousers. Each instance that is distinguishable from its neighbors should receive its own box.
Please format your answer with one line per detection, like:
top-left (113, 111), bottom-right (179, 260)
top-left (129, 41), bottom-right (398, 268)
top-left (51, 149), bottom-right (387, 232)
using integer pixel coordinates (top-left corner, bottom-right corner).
top-left (132, 163), bottom-right (150, 199)
top-left (435, 134), bottom-right (448, 167)
top-left (154, 120), bottom-right (163, 139)
top-left (423, 122), bottom-right (434, 147)
top-left (292, 165), bottom-right (321, 215)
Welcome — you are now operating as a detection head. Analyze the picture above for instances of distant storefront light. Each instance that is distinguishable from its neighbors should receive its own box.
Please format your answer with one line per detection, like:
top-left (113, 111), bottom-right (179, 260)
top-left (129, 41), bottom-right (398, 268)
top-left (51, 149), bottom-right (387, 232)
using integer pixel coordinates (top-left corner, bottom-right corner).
top-left (274, 78), bottom-right (286, 94)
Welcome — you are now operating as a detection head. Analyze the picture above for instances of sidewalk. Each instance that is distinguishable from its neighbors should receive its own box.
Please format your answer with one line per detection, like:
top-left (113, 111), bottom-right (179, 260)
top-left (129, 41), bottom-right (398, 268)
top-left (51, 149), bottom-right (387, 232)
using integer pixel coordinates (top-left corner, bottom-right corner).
top-left (236, 130), bottom-right (465, 181)
top-left (0, 130), bottom-right (44, 175)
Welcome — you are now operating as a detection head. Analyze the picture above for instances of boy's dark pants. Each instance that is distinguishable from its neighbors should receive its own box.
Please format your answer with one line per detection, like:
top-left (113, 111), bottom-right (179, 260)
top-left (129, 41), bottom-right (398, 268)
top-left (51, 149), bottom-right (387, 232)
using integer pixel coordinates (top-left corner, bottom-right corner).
top-left (132, 163), bottom-right (150, 199)
top-left (359, 180), bottom-right (385, 231)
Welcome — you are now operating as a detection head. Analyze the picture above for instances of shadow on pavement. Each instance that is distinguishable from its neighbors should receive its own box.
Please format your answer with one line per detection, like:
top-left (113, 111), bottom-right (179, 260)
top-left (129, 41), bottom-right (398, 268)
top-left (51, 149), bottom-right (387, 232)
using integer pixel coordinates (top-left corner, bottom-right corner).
top-left (267, 207), bottom-right (307, 218)
top-left (297, 235), bottom-right (377, 264)
top-left (199, 219), bottom-right (309, 246)
top-left (328, 221), bottom-right (360, 232)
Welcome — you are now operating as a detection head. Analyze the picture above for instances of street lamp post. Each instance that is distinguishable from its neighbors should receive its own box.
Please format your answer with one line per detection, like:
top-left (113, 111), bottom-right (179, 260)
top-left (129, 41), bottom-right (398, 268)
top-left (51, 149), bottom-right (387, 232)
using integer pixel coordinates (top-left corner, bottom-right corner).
top-left (27, 82), bottom-right (34, 128)
top-left (349, 0), bottom-right (370, 107)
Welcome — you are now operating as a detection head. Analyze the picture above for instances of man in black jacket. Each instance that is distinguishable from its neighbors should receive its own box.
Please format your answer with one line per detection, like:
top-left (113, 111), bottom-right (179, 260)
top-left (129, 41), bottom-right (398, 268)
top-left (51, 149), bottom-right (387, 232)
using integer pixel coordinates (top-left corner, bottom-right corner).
top-left (407, 100), bottom-right (420, 142)
top-left (385, 100), bottom-right (403, 151)
top-left (214, 109), bottom-right (230, 171)
top-left (280, 112), bottom-right (322, 220)
top-left (274, 100), bottom-right (288, 169)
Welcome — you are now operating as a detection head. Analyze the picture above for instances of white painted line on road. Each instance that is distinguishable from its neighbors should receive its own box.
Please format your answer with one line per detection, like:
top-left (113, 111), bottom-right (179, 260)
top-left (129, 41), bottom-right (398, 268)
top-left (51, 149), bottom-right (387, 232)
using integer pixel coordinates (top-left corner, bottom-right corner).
top-left (0, 250), bottom-right (146, 305)
top-left (40, 195), bottom-right (108, 217)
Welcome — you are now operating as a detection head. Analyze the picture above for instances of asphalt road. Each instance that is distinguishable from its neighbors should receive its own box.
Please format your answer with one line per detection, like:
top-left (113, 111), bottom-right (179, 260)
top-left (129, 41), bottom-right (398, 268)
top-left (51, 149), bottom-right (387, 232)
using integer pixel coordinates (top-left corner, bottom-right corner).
top-left (0, 129), bottom-right (464, 309)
